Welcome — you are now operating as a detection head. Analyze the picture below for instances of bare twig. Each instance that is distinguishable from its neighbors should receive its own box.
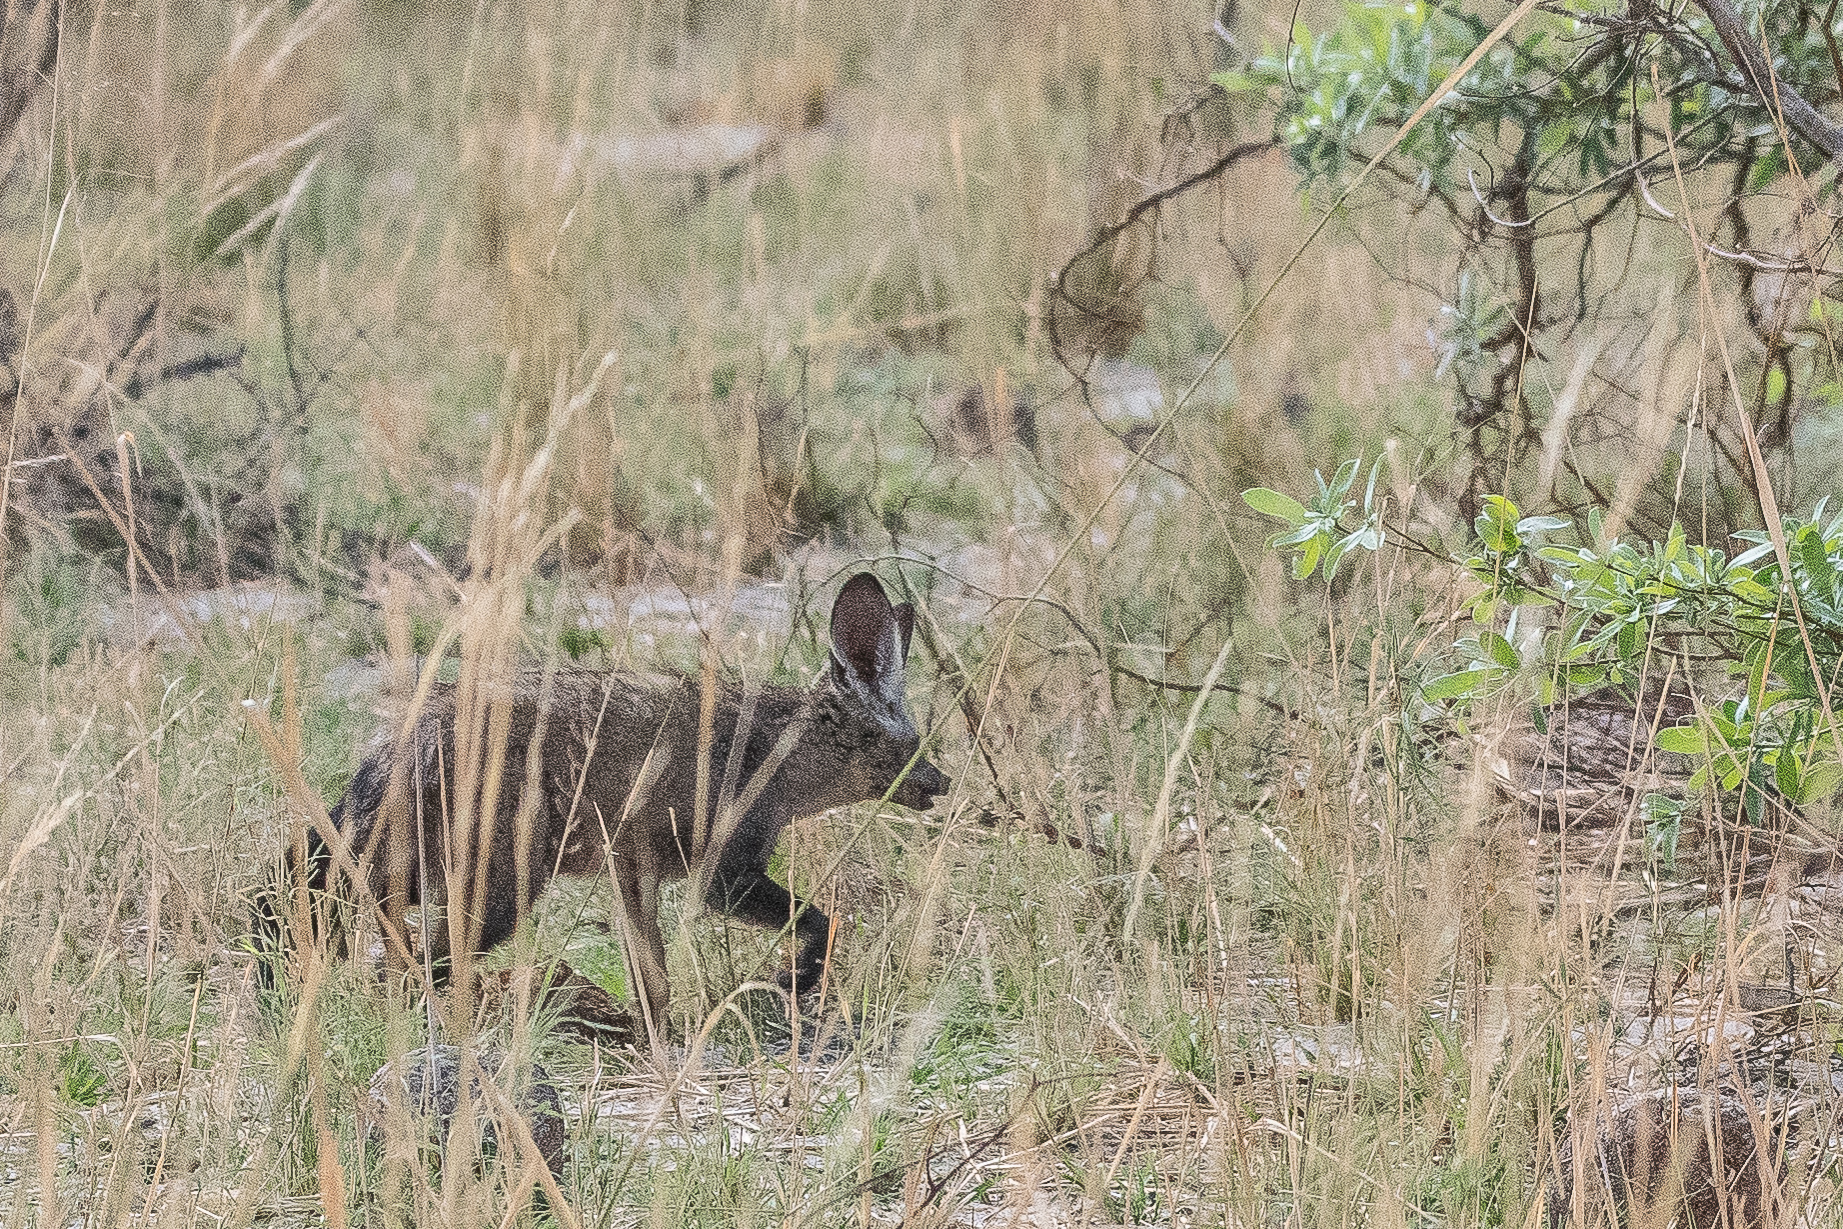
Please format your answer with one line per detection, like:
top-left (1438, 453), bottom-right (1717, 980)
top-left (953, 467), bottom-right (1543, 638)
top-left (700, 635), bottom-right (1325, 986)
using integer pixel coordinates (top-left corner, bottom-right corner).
top-left (1696, 0), bottom-right (1843, 160)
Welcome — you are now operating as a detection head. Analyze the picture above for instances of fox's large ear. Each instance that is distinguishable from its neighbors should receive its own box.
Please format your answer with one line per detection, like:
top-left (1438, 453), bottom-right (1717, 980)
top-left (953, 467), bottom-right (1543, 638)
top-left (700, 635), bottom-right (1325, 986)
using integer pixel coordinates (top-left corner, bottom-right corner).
top-left (830, 573), bottom-right (903, 696)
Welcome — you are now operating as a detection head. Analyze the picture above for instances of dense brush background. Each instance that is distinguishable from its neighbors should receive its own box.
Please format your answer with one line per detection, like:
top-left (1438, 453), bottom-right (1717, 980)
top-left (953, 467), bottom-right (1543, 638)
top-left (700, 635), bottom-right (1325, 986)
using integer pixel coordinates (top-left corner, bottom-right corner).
top-left (0, 0), bottom-right (1838, 1225)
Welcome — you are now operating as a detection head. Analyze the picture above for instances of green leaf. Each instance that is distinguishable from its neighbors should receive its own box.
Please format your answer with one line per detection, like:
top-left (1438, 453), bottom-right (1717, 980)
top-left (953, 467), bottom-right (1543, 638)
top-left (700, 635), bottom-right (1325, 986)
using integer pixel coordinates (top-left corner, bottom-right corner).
top-left (1654, 725), bottom-right (1705, 754)
top-left (1422, 666), bottom-right (1502, 702)
top-left (1272, 521), bottom-right (1319, 549)
top-left (1730, 540), bottom-right (1776, 569)
top-left (1766, 365), bottom-right (1788, 406)
top-left (1743, 760), bottom-right (1776, 825)
top-left (1243, 487), bottom-right (1307, 524)
top-left (1775, 750), bottom-right (1803, 802)
top-left (1326, 457), bottom-right (1361, 503)
top-left (1800, 531), bottom-right (1837, 589)
top-left (1480, 630), bottom-right (1521, 670)
top-left (1797, 760), bottom-right (1843, 804)
top-left (1561, 638), bottom-right (1600, 662)
top-left (1537, 545), bottom-right (1582, 567)
top-left (1294, 535), bottom-right (1323, 580)
top-left (1323, 535), bottom-right (1354, 580)
top-left (1642, 792), bottom-right (1683, 865)
top-left (1565, 665), bottom-right (1609, 689)
top-left (1709, 707), bottom-right (1745, 741)
top-left (1475, 494), bottom-right (1521, 553)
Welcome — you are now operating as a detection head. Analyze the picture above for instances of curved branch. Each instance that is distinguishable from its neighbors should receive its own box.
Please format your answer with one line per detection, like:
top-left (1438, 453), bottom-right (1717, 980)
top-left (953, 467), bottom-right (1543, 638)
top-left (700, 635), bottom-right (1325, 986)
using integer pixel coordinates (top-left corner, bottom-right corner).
top-left (1636, 171), bottom-right (1676, 218)
top-left (1696, 0), bottom-right (1843, 160)
top-left (1080, 138), bottom-right (1277, 257)
top-left (1049, 137), bottom-right (1277, 376)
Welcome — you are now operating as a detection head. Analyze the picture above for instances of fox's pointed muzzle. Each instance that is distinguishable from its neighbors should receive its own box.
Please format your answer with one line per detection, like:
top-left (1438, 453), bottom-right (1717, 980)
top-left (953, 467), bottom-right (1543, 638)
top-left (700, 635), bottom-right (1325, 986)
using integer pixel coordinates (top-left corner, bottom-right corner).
top-left (894, 758), bottom-right (951, 811)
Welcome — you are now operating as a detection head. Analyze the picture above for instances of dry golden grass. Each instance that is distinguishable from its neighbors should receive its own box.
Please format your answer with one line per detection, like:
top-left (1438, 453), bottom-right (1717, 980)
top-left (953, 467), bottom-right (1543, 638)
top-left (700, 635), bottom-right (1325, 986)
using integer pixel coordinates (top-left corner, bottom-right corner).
top-left (0, 3), bottom-right (1839, 1228)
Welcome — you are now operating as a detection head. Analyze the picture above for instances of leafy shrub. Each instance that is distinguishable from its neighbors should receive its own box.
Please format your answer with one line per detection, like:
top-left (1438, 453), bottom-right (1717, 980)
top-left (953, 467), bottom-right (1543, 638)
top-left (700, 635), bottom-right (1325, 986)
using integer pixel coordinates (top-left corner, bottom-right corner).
top-left (1248, 462), bottom-right (1843, 819)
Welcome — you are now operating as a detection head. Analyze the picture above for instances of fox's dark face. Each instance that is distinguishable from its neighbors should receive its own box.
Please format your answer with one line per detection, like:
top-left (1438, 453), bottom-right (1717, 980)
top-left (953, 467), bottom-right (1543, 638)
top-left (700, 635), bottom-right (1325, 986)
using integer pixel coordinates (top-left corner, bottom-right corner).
top-left (826, 574), bottom-right (952, 812)
top-left (847, 720), bottom-right (949, 811)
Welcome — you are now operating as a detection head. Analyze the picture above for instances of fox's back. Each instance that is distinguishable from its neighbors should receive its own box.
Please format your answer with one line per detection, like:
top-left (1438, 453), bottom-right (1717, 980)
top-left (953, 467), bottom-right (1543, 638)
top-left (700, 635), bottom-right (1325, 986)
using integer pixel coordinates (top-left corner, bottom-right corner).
top-left (350, 668), bottom-right (813, 876)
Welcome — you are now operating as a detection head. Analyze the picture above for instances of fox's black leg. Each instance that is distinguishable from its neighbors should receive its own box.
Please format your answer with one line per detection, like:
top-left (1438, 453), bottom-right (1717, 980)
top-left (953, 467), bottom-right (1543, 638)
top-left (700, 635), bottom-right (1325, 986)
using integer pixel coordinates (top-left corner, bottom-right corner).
top-left (252, 805), bottom-right (345, 990)
top-left (710, 830), bottom-right (830, 994)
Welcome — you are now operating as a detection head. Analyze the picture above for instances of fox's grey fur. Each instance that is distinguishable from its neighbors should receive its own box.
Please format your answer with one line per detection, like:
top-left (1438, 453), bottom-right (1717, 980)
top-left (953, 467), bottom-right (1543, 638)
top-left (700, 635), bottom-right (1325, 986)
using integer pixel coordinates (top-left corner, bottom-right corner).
top-left (266, 573), bottom-right (950, 1031)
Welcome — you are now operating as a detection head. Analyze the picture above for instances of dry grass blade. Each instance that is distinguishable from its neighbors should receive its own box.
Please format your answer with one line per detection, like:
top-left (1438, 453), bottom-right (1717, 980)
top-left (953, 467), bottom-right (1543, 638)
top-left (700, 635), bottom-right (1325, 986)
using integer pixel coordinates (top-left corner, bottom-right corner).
top-left (0, 789), bottom-right (80, 900)
top-left (200, 117), bottom-right (342, 222)
top-left (1121, 633), bottom-right (1235, 944)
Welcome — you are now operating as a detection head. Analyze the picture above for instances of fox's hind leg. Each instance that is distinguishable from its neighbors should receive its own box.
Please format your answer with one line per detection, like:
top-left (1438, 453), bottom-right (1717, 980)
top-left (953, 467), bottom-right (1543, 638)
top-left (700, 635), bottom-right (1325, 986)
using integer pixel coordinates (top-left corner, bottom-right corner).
top-left (430, 791), bottom-right (565, 978)
top-left (253, 802), bottom-right (352, 989)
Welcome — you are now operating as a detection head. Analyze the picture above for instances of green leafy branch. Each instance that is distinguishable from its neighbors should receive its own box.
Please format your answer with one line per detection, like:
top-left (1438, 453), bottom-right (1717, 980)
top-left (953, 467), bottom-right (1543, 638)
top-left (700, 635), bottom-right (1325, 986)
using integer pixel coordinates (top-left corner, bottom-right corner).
top-left (1242, 457), bottom-right (1386, 582)
top-left (1245, 468), bottom-right (1843, 815)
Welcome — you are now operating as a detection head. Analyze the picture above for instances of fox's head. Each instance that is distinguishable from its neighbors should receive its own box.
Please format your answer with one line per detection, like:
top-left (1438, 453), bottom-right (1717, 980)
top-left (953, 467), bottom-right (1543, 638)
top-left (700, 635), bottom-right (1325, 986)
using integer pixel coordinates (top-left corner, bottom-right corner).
top-left (814, 573), bottom-right (951, 812)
